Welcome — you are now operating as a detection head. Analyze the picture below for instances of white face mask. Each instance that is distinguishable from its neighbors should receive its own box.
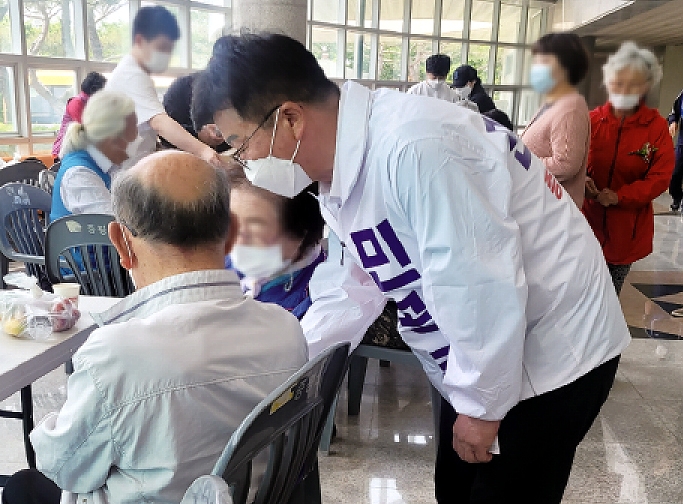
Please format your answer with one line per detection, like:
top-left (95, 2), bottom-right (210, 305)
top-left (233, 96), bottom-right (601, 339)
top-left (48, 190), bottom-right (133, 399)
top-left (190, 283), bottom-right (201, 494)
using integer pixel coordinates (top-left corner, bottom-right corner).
top-left (455, 86), bottom-right (472, 100)
top-left (244, 108), bottom-right (313, 198)
top-left (609, 93), bottom-right (641, 110)
top-left (124, 135), bottom-right (144, 160)
top-left (145, 50), bottom-right (171, 73)
top-left (230, 243), bottom-right (290, 280)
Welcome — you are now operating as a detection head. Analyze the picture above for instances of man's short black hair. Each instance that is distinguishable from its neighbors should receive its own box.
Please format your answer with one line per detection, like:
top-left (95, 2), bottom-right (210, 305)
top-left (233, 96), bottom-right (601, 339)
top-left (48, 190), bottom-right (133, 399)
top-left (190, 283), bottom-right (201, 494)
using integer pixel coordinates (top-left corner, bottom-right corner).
top-left (532, 33), bottom-right (589, 86)
top-left (112, 166), bottom-right (231, 249)
top-left (426, 54), bottom-right (451, 78)
top-left (193, 32), bottom-right (340, 126)
top-left (132, 5), bottom-right (180, 42)
top-left (80, 72), bottom-right (106, 96)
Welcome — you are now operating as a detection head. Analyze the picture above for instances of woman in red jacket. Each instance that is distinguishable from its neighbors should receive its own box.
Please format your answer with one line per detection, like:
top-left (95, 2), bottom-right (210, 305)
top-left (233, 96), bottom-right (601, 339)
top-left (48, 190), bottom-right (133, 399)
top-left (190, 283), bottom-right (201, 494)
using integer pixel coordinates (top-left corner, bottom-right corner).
top-left (584, 42), bottom-right (675, 295)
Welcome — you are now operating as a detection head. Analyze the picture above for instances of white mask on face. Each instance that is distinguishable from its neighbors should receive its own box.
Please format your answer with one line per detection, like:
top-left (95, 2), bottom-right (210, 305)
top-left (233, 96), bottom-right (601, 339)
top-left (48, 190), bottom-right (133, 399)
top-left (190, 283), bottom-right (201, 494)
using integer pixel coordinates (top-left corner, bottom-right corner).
top-left (609, 93), bottom-right (641, 110)
top-left (230, 243), bottom-right (291, 280)
top-left (244, 108), bottom-right (313, 198)
top-left (427, 78), bottom-right (443, 87)
top-left (145, 50), bottom-right (171, 73)
top-left (124, 135), bottom-right (144, 160)
top-left (455, 86), bottom-right (472, 100)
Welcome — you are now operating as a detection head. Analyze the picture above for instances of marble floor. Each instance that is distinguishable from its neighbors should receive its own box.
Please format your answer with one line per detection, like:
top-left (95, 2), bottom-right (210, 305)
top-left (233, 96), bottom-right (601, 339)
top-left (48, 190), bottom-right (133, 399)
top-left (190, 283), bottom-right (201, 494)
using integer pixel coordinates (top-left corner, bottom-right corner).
top-left (2, 195), bottom-right (683, 503)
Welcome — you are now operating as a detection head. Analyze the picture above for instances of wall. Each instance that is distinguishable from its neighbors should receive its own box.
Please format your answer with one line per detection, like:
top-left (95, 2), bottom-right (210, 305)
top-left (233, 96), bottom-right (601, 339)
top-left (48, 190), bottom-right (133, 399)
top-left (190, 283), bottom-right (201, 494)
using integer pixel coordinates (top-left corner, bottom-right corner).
top-left (658, 45), bottom-right (683, 119)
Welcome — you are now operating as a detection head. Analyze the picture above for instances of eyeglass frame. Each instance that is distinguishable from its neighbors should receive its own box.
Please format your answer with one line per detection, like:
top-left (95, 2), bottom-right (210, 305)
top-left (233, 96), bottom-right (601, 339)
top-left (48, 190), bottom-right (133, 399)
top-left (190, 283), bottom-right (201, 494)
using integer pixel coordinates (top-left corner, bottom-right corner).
top-left (228, 104), bottom-right (282, 169)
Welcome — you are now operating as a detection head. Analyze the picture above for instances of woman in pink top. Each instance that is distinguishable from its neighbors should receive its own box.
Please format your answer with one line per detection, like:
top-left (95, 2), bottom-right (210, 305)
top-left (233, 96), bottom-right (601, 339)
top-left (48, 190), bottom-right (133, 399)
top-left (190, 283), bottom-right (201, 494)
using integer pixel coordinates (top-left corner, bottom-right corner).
top-left (521, 33), bottom-right (590, 207)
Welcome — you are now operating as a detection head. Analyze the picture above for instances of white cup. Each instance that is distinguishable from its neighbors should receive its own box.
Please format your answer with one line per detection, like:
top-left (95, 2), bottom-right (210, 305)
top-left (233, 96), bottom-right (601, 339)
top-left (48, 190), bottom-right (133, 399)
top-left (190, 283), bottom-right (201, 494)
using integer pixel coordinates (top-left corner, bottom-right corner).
top-left (52, 283), bottom-right (81, 308)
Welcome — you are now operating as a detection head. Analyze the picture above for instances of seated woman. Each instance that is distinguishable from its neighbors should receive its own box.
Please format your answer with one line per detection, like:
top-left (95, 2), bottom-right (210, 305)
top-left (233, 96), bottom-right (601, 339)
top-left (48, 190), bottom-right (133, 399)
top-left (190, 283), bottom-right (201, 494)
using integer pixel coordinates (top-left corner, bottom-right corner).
top-left (226, 167), bottom-right (325, 319)
top-left (50, 91), bottom-right (138, 222)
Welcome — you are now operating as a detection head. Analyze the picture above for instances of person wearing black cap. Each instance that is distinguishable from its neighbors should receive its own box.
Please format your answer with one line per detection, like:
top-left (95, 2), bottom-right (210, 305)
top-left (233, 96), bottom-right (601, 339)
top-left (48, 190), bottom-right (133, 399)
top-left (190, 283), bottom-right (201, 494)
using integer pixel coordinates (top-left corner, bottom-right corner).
top-left (452, 64), bottom-right (496, 114)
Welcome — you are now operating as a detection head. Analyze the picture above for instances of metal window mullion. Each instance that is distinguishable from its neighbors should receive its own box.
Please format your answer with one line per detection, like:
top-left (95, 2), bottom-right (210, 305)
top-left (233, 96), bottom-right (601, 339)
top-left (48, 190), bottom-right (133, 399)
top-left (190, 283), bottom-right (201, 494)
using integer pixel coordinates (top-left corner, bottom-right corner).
top-left (337, 29), bottom-right (346, 79)
top-left (434, 0), bottom-right (442, 39)
top-left (8, 0), bottom-right (22, 55)
top-left (15, 0), bottom-right (30, 143)
top-left (73, 0), bottom-right (86, 61)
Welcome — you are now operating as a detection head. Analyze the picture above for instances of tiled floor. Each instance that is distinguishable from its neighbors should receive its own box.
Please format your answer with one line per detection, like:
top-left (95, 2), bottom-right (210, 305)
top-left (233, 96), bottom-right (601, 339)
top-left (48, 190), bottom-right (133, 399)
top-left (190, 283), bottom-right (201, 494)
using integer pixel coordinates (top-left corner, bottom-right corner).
top-left (3, 195), bottom-right (683, 503)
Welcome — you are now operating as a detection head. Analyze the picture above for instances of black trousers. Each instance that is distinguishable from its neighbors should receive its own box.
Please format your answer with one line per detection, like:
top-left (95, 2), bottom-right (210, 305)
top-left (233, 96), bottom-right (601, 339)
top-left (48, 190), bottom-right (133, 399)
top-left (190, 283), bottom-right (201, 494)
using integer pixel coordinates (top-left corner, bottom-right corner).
top-left (669, 146), bottom-right (683, 203)
top-left (2, 469), bottom-right (60, 504)
top-left (435, 356), bottom-right (620, 504)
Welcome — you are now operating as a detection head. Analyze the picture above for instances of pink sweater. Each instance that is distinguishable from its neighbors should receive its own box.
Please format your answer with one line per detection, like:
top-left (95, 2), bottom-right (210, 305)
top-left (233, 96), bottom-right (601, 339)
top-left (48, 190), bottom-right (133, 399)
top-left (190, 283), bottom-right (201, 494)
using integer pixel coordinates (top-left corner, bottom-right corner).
top-left (521, 92), bottom-right (590, 207)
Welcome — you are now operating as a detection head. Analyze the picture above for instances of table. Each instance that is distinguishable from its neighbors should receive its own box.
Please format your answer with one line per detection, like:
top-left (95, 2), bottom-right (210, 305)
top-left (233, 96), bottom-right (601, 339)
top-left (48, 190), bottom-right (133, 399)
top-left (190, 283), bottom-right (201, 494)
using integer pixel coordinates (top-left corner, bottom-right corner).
top-left (0, 295), bottom-right (119, 484)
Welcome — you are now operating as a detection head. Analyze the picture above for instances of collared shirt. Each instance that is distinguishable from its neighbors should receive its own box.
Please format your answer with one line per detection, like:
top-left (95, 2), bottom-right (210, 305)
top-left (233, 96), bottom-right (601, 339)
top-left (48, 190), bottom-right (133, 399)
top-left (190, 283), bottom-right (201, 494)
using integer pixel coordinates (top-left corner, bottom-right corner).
top-left (302, 81), bottom-right (630, 421)
top-left (30, 269), bottom-right (308, 504)
top-left (59, 145), bottom-right (115, 215)
top-left (105, 54), bottom-right (165, 171)
top-left (407, 80), bottom-right (460, 102)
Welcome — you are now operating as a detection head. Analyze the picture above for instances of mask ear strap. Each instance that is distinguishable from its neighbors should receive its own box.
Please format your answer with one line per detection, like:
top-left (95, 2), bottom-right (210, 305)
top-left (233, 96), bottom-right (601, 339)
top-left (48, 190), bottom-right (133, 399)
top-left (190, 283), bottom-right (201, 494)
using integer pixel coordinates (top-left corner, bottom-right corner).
top-left (291, 139), bottom-right (301, 163)
top-left (269, 108), bottom-right (281, 156)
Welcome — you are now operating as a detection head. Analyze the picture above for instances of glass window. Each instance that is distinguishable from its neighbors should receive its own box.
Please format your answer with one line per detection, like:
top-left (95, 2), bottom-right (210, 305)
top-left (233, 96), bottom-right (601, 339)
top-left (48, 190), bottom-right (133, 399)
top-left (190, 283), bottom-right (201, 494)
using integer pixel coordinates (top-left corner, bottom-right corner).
top-left (495, 46), bottom-right (519, 85)
top-left (0, 144), bottom-right (19, 158)
top-left (408, 39), bottom-right (434, 82)
top-left (345, 31), bottom-right (374, 80)
top-left (30, 143), bottom-right (54, 155)
top-left (493, 90), bottom-right (513, 119)
top-left (379, 0), bottom-right (404, 33)
top-left (468, 44), bottom-right (492, 84)
top-left (152, 75), bottom-right (176, 101)
top-left (440, 0), bottom-right (464, 39)
top-left (522, 48), bottom-right (532, 85)
top-left (440, 41), bottom-right (462, 79)
top-left (518, 88), bottom-right (541, 128)
top-left (191, 9), bottom-right (227, 69)
top-left (141, 1), bottom-right (186, 68)
top-left (526, 7), bottom-right (543, 44)
top-left (28, 69), bottom-right (77, 135)
top-left (498, 2), bottom-right (522, 44)
top-left (0, 66), bottom-right (16, 134)
top-left (311, 27), bottom-right (342, 79)
top-left (87, 0), bottom-right (130, 62)
top-left (24, 0), bottom-right (77, 58)
top-left (378, 36), bottom-right (403, 81)
top-left (312, 0), bottom-right (343, 24)
top-left (195, 0), bottom-right (230, 6)
top-left (470, 0), bottom-right (494, 41)
top-left (411, 0), bottom-right (435, 36)
top-left (348, 0), bottom-right (374, 28)
top-left (0, 0), bottom-right (15, 54)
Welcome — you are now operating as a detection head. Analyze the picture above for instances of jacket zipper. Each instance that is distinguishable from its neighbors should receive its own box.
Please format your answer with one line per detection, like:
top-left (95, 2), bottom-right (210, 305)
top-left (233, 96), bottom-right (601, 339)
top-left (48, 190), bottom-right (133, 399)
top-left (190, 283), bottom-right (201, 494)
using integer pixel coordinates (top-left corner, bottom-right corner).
top-left (601, 117), bottom-right (625, 245)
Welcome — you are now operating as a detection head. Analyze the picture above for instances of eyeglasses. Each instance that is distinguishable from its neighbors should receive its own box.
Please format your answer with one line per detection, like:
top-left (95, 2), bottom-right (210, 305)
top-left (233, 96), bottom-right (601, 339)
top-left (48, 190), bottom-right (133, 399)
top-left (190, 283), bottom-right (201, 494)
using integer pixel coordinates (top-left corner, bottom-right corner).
top-left (118, 218), bottom-right (138, 237)
top-left (229, 104), bottom-right (282, 169)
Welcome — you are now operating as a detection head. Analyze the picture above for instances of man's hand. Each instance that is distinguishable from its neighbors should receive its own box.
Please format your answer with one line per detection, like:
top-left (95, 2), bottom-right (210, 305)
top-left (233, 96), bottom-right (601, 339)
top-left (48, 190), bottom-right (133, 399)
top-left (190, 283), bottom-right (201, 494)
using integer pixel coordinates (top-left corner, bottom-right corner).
top-left (585, 177), bottom-right (599, 200)
top-left (198, 124), bottom-right (225, 147)
top-left (596, 188), bottom-right (618, 207)
top-left (452, 414), bottom-right (500, 463)
top-left (670, 122), bottom-right (678, 138)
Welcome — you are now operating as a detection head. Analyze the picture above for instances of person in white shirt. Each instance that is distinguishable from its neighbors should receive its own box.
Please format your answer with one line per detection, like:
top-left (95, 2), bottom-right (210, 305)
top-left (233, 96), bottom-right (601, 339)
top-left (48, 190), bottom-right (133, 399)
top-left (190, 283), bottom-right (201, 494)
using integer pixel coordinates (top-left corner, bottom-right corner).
top-left (50, 91), bottom-right (137, 222)
top-left (105, 6), bottom-right (226, 171)
top-left (407, 54), bottom-right (459, 102)
top-left (2, 151), bottom-right (308, 504)
top-left (197, 33), bottom-right (631, 504)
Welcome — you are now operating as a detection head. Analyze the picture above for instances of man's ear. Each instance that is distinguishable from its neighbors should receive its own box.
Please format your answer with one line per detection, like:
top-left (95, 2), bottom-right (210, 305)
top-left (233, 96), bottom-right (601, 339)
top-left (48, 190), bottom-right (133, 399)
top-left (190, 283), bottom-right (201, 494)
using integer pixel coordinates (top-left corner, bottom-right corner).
top-left (108, 222), bottom-right (134, 270)
top-left (280, 101), bottom-right (305, 142)
top-left (224, 213), bottom-right (239, 255)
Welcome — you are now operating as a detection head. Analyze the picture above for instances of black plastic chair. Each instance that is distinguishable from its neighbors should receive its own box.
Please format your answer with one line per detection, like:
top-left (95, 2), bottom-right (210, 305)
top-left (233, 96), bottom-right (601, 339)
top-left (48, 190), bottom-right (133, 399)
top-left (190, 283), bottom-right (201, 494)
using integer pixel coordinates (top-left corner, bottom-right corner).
top-left (0, 159), bottom-right (46, 188)
top-left (211, 342), bottom-right (351, 504)
top-left (0, 183), bottom-right (51, 286)
top-left (45, 214), bottom-right (133, 298)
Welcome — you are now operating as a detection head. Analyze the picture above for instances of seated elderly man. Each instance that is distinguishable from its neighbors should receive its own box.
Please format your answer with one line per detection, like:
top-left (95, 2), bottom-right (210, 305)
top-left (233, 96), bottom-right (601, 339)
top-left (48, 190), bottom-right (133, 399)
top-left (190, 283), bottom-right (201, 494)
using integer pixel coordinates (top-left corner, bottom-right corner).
top-left (1, 151), bottom-right (308, 504)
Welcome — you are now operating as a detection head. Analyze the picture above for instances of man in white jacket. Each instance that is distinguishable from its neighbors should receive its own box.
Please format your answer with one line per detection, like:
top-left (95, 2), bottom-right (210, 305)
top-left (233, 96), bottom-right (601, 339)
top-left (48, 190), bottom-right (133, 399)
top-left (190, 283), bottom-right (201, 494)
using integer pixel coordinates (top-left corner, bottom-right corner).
top-left (1, 151), bottom-right (308, 504)
top-left (198, 33), bottom-right (630, 504)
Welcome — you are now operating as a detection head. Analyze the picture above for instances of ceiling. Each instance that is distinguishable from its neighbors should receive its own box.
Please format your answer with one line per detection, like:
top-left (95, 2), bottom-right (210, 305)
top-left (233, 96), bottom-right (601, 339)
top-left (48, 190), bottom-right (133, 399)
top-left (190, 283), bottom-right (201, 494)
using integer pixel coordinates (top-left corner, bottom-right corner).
top-left (571, 0), bottom-right (683, 48)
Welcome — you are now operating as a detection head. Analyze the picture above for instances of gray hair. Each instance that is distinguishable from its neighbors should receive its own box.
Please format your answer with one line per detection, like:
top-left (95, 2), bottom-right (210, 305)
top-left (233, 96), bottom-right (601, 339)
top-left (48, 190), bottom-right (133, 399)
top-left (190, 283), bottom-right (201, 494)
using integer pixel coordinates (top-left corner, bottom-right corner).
top-left (111, 165), bottom-right (232, 248)
top-left (59, 91), bottom-right (135, 158)
top-left (603, 41), bottom-right (662, 89)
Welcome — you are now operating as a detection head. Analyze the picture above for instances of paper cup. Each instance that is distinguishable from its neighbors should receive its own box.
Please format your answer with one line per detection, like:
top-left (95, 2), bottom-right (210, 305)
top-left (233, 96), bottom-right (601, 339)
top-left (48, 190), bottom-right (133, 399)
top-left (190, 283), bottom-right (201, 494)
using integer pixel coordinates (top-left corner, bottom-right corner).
top-left (52, 283), bottom-right (81, 308)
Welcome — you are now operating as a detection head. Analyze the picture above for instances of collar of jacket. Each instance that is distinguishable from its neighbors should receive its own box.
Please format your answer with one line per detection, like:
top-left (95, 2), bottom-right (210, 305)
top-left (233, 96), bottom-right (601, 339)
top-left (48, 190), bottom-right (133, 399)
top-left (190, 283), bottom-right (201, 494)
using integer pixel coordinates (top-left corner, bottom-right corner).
top-left (595, 102), bottom-right (661, 127)
top-left (328, 81), bottom-right (373, 205)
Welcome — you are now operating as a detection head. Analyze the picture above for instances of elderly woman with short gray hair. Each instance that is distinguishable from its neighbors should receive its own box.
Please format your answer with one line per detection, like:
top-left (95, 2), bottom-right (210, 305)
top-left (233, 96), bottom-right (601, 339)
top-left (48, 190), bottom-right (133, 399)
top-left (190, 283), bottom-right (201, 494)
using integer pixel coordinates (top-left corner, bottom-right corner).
top-left (584, 42), bottom-right (675, 295)
top-left (50, 91), bottom-right (139, 223)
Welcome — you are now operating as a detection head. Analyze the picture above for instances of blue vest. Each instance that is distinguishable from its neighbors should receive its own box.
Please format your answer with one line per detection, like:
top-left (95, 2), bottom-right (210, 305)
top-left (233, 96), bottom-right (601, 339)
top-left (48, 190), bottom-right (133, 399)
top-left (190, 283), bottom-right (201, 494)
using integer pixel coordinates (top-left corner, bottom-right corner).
top-left (50, 150), bottom-right (112, 223)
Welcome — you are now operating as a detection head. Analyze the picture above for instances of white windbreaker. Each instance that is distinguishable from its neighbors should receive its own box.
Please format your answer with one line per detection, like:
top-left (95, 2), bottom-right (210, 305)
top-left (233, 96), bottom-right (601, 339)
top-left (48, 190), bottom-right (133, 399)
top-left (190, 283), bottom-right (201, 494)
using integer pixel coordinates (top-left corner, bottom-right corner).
top-left (301, 81), bottom-right (630, 421)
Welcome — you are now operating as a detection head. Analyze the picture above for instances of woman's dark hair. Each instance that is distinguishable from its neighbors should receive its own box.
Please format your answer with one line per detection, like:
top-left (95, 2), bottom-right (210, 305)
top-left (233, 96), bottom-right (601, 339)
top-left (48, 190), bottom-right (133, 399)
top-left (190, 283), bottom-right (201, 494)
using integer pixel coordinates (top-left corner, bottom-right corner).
top-left (228, 167), bottom-right (325, 258)
top-left (132, 5), bottom-right (180, 42)
top-left (426, 54), bottom-right (451, 78)
top-left (194, 32), bottom-right (340, 126)
top-left (483, 109), bottom-right (513, 131)
top-left (80, 72), bottom-right (106, 96)
top-left (532, 33), bottom-right (589, 85)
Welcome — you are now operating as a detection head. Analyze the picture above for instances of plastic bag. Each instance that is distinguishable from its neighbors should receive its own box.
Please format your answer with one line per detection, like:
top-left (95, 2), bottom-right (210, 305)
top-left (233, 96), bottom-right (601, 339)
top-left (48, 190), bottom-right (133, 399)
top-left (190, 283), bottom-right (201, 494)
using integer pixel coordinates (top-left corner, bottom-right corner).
top-left (0, 286), bottom-right (81, 339)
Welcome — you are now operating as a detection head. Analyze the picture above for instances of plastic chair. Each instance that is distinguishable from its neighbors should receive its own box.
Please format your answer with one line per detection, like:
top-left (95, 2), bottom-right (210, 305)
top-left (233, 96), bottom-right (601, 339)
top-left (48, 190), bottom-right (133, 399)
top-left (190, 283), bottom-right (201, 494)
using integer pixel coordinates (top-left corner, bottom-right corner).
top-left (0, 159), bottom-right (46, 188)
top-left (181, 476), bottom-right (234, 504)
top-left (45, 214), bottom-right (134, 298)
top-left (38, 170), bottom-right (55, 195)
top-left (212, 342), bottom-right (350, 504)
top-left (0, 183), bottom-right (51, 286)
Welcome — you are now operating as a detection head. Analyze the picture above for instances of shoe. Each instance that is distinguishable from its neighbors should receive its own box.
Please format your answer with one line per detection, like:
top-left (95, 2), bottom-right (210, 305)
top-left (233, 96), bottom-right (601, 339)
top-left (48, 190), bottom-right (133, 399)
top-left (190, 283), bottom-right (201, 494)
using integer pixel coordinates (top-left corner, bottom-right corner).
top-left (671, 200), bottom-right (681, 212)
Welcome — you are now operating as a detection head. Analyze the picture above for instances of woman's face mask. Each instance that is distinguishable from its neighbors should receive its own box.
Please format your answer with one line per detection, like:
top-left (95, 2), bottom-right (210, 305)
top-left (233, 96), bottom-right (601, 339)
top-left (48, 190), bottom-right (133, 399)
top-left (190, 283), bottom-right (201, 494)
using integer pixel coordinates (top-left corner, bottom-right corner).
top-left (229, 243), bottom-right (291, 280)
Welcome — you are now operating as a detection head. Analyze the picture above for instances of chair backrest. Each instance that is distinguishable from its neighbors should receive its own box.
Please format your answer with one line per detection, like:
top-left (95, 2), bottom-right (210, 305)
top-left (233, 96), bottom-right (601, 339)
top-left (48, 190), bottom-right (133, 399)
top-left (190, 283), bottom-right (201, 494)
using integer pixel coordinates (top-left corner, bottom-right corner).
top-left (212, 342), bottom-right (351, 504)
top-left (49, 160), bottom-right (61, 173)
top-left (0, 183), bottom-right (51, 280)
top-left (0, 159), bottom-right (46, 188)
top-left (45, 214), bottom-right (134, 297)
top-left (38, 169), bottom-right (55, 195)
